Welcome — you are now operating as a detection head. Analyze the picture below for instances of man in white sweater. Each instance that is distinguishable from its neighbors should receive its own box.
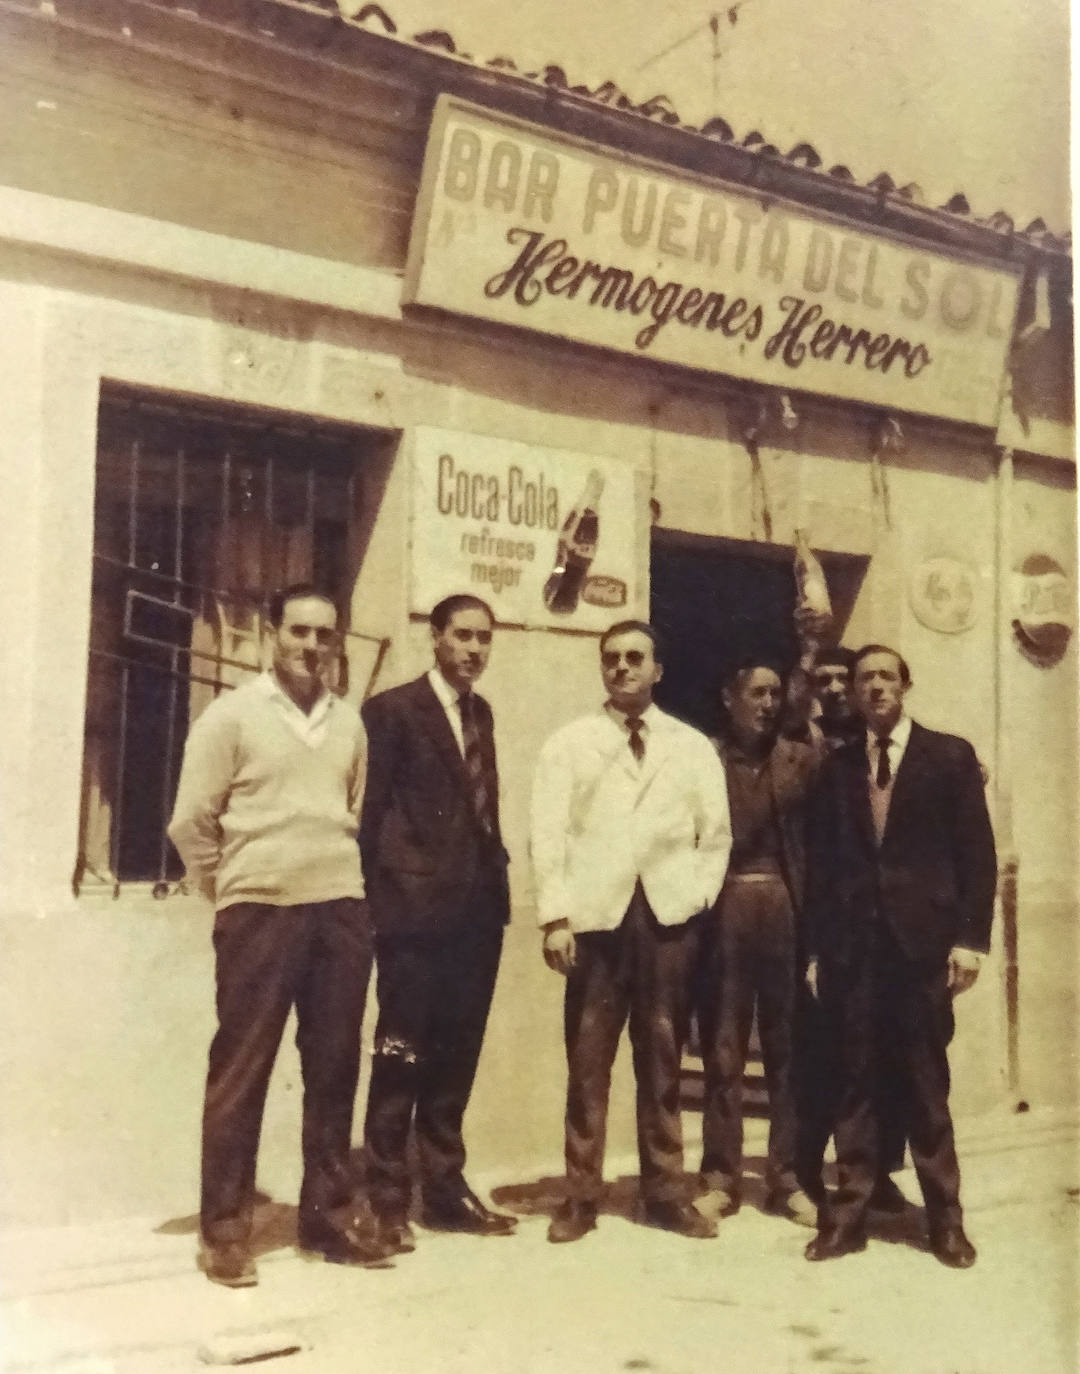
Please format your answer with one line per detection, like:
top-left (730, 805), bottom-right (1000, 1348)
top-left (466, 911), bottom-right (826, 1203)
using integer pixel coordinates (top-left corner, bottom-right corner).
top-left (169, 584), bottom-right (392, 1286)
top-left (532, 621), bottom-right (732, 1243)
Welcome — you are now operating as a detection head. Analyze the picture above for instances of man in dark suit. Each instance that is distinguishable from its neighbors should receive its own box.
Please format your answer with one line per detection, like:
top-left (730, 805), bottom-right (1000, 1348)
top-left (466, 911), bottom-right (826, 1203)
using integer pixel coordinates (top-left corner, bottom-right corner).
top-left (795, 645), bottom-right (909, 1215)
top-left (360, 594), bottom-right (516, 1251)
top-left (804, 644), bottom-right (997, 1268)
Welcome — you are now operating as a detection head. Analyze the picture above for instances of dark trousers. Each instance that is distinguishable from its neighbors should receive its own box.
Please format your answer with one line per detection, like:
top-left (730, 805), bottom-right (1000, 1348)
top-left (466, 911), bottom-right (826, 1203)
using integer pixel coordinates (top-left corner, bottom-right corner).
top-left (822, 925), bottom-right (962, 1236)
top-left (364, 919), bottom-right (504, 1217)
top-left (563, 884), bottom-right (699, 1205)
top-left (698, 876), bottom-right (798, 1197)
top-left (201, 899), bottom-right (373, 1248)
top-left (794, 979), bottom-right (907, 1198)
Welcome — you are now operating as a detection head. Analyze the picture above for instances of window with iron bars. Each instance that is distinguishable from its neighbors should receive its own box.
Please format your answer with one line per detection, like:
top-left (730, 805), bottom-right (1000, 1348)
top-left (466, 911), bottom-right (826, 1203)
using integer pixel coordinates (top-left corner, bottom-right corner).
top-left (77, 387), bottom-right (390, 896)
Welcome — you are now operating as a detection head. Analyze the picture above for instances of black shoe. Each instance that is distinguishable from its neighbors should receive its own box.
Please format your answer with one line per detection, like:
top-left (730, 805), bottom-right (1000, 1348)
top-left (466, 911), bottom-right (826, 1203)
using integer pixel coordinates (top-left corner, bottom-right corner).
top-left (297, 1214), bottom-right (396, 1268)
top-left (547, 1199), bottom-right (598, 1244)
top-left (869, 1176), bottom-right (908, 1215)
top-left (804, 1225), bottom-right (867, 1261)
top-left (642, 1199), bottom-right (717, 1239)
top-left (421, 1186), bottom-right (517, 1236)
top-left (930, 1224), bottom-right (977, 1269)
top-left (198, 1239), bottom-right (257, 1288)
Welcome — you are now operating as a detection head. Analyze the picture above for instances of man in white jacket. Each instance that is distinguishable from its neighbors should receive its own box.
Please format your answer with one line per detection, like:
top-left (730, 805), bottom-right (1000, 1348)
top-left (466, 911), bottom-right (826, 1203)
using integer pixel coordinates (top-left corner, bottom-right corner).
top-left (532, 621), bottom-right (732, 1243)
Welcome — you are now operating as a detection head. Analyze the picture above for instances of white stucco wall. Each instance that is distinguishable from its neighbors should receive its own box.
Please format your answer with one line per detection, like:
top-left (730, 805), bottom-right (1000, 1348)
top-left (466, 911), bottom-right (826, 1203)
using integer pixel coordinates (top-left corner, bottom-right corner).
top-left (1, 229), bottom-right (1069, 1223)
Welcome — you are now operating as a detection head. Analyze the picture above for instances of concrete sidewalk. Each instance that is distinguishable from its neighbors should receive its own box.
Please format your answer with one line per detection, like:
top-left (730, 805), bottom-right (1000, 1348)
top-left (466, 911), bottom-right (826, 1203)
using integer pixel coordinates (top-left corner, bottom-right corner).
top-left (1, 1107), bottom-right (1077, 1374)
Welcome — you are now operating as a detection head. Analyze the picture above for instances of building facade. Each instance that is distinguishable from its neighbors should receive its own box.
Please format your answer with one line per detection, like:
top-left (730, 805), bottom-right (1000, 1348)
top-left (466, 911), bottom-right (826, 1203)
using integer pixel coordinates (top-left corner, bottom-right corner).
top-left (0, 0), bottom-right (1074, 1227)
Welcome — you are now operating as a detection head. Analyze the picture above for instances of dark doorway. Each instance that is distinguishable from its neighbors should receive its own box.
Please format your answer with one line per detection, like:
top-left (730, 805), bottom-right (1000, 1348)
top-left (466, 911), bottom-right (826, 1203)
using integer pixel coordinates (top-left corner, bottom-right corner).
top-left (653, 530), bottom-right (868, 1105)
top-left (650, 532), bottom-right (868, 738)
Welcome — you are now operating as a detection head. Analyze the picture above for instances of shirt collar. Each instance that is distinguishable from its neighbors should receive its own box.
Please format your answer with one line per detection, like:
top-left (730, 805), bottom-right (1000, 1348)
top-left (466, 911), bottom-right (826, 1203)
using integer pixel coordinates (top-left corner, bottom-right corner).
top-left (865, 713), bottom-right (912, 751)
top-left (259, 669), bottom-right (332, 720)
top-left (605, 701), bottom-right (660, 729)
top-left (428, 666), bottom-right (466, 712)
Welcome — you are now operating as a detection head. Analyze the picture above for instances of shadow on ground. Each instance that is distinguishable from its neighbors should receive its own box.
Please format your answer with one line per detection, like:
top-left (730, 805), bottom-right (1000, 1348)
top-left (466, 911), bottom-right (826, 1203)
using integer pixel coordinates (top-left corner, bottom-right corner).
top-left (151, 1151), bottom-right (937, 1259)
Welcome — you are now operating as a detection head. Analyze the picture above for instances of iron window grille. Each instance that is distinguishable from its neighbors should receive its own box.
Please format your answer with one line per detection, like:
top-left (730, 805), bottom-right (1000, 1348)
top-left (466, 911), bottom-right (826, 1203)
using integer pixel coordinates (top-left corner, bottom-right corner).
top-left (77, 387), bottom-right (389, 898)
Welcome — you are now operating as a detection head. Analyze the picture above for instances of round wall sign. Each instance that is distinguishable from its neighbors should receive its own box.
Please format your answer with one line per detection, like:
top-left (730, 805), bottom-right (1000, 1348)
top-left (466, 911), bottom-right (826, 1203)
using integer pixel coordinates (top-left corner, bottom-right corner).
top-left (1013, 554), bottom-right (1074, 665)
top-left (910, 557), bottom-right (977, 634)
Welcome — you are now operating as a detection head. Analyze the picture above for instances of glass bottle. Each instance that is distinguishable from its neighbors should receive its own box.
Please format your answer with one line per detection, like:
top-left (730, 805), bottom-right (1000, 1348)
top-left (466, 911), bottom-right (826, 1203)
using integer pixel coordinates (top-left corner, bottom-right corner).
top-left (543, 469), bottom-right (605, 615)
top-left (793, 527), bottom-right (833, 622)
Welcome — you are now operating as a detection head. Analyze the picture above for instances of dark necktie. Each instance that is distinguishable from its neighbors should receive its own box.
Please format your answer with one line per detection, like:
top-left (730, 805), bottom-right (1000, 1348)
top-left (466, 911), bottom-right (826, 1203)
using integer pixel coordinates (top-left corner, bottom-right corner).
top-left (626, 715), bottom-right (646, 763)
top-left (875, 736), bottom-right (893, 788)
top-left (458, 693), bottom-right (496, 836)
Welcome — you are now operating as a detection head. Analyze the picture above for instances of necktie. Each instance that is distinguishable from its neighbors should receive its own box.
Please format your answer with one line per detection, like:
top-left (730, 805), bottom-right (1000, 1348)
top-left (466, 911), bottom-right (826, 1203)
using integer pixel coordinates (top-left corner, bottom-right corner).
top-left (875, 736), bottom-right (893, 788)
top-left (626, 715), bottom-right (646, 763)
top-left (458, 693), bottom-right (495, 836)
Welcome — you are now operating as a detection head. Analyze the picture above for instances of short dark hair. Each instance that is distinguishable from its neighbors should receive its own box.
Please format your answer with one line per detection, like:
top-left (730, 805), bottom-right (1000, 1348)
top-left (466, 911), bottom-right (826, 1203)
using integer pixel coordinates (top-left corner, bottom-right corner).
top-left (813, 645), bottom-right (856, 674)
top-left (853, 643), bottom-right (912, 687)
top-left (267, 583), bottom-right (337, 629)
top-left (430, 593), bottom-right (495, 632)
top-left (721, 655), bottom-right (787, 695)
top-left (599, 619), bottom-right (663, 662)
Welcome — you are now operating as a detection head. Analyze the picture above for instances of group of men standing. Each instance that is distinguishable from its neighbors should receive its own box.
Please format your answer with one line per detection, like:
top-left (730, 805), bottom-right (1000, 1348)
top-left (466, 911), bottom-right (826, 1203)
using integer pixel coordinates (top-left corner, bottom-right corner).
top-left (169, 582), bottom-right (996, 1288)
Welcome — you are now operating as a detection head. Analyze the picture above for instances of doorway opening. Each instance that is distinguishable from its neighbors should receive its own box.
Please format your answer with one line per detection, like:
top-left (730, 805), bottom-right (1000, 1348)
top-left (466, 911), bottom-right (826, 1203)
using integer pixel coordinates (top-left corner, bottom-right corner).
top-left (650, 531), bottom-right (868, 738)
top-left (651, 530), bottom-right (870, 1115)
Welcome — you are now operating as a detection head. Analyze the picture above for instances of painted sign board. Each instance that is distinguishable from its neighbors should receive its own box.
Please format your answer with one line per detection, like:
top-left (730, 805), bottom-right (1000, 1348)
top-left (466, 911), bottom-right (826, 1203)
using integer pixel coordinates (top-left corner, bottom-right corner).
top-left (405, 96), bottom-right (1022, 429)
top-left (910, 557), bottom-right (978, 634)
top-left (1012, 554), bottom-right (1074, 663)
top-left (410, 425), bottom-right (646, 632)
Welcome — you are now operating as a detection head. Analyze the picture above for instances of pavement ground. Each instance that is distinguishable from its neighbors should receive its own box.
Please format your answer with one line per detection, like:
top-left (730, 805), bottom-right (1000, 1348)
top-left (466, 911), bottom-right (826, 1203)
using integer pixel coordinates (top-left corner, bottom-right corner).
top-left (1, 1107), bottom-right (1077, 1374)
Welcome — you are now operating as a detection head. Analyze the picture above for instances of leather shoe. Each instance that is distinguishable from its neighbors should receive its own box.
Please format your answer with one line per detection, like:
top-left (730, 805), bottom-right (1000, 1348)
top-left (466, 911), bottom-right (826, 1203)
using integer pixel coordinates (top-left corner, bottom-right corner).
top-left (869, 1176), bottom-right (908, 1215)
top-left (930, 1224), bottom-right (977, 1269)
top-left (805, 1225), bottom-right (867, 1261)
top-left (547, 1199), bottom-right (597, 1244)
top-left (297, 1214), bottom-right (396, 1268)
top-left (764, 1188), bottom-right (818, 1229)
top-left (642, 1199), bottom-right (717, 1239)
top-left (198, 1240), bottom-right (257, 1288)
top-left (421, 1187), bottom-right (517, 1236)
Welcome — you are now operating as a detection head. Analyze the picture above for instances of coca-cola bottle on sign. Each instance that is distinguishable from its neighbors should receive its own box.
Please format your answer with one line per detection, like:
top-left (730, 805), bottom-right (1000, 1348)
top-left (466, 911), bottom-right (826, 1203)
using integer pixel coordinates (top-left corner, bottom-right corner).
top-left (543, 469), bottom-right (604, 614)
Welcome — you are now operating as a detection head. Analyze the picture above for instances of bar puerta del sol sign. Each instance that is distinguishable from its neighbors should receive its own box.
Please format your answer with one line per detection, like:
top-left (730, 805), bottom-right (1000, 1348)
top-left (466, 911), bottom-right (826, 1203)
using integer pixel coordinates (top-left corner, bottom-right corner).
top-left (405, 97), bottom-right (1021, 429)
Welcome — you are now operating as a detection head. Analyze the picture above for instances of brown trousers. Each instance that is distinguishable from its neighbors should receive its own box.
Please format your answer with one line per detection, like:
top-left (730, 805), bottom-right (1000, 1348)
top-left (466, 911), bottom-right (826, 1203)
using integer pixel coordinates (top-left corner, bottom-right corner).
top-left (698, 875), bottom-right (798, 1197)
top-left (200, 899), bottom-right (373, 1247)
top-left (563, 884), bottom-right (701, 1205)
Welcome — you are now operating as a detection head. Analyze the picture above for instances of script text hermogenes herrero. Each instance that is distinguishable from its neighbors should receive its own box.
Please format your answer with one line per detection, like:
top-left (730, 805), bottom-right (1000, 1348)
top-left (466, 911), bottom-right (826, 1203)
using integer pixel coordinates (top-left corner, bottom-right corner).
top-left (483, 226), bottom-right (933, 379)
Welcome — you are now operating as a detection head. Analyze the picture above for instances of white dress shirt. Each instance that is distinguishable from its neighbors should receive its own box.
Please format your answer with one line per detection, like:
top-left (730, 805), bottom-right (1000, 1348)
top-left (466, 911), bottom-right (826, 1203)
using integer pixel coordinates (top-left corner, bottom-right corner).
top-left (531, 703), bottom-right (732, 933)
top-left (864, 711), bottom-right (912, 783)
top-left (427, 667), bottom-right (466, 756)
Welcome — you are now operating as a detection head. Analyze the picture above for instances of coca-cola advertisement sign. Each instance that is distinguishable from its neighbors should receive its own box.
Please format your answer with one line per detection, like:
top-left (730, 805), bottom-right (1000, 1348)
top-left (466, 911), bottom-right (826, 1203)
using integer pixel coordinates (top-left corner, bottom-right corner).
top-left (410, 426), bottom-right (645, 631)
top-left (405, 97), bottom-right (1021, 429)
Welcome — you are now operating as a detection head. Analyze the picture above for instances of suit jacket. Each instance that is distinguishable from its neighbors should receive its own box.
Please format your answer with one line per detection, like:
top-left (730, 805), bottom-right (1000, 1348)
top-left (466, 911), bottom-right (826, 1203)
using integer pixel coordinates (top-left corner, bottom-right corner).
top-left (531, 705), bottom-right (732, 933)
top-left (717, 732), bottom-right (818, 919)
top-left (807, 721), bottom-right (997, 965)
top-left (359, 674), bottom-right (510, 936)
